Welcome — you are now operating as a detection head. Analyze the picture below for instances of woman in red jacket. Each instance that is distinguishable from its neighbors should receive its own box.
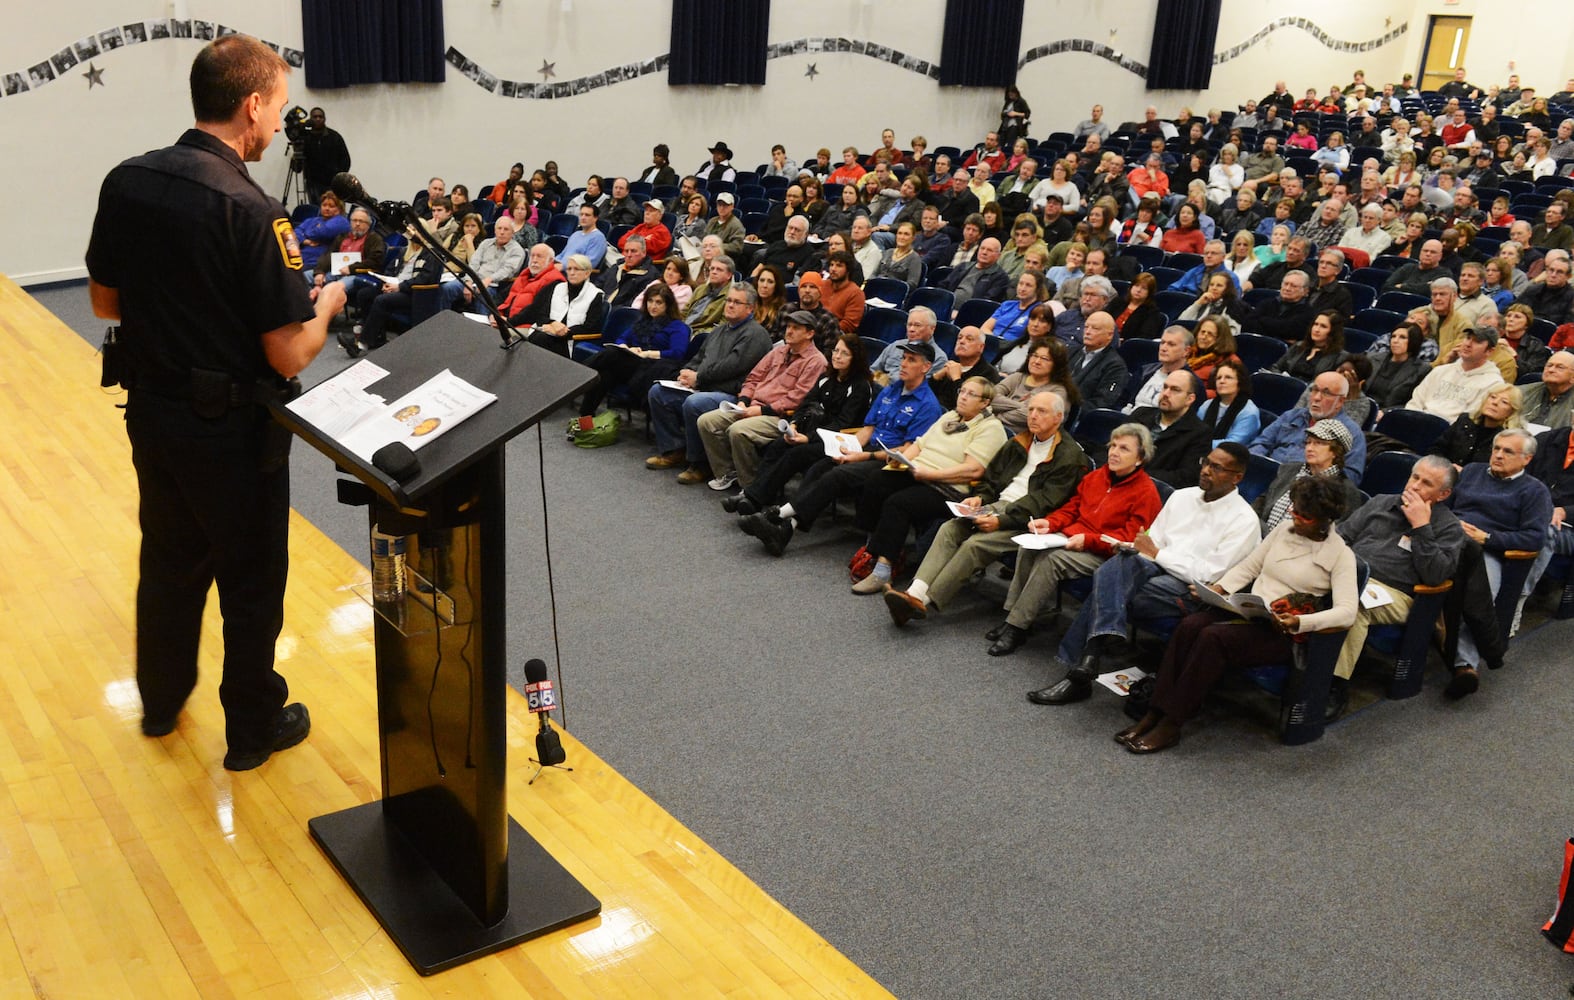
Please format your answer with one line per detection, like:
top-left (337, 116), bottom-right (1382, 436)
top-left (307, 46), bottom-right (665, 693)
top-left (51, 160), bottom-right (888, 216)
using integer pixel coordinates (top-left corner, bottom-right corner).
top-left (984, 423), bottom-right (1163, 656)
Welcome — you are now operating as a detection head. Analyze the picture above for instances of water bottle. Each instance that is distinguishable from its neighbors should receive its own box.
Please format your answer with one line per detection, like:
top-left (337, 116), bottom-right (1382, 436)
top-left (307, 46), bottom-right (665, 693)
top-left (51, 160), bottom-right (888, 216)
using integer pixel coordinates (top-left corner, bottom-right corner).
top-left (370, 526), bottom-right (407, 609)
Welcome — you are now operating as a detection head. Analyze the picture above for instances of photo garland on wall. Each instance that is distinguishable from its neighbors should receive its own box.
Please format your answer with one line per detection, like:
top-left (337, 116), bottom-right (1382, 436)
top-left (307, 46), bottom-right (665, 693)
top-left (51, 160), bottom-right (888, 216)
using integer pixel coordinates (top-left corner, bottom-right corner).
top-left (1, 18), bottom-right (1406, 103)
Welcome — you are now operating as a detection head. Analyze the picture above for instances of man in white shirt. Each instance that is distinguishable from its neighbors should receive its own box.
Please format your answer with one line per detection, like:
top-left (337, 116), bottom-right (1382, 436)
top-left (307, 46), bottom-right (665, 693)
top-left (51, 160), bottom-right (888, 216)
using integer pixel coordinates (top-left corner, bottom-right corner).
top-left (1027, 443), bottom-right (1261, 704)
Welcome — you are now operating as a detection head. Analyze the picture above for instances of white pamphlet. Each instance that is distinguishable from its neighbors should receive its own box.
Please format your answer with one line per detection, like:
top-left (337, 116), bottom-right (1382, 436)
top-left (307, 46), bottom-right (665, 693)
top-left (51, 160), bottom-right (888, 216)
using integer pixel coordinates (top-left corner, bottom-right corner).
top-left (1096, 667), bottom-right (1149, 697)
top-left (817, 427), bottom-right (862, 457)
top-left (656, 379), bottom-right (695, 394)
top-left (1360, 581), bottom-right (1395, 609)
top-left (1190, 581), bottom-right (1273, 621)
top-left (946, 501), bottom-right (985, 518)
top-left (289, 366), bottom-right (498, 462)
top-left (329, 251), bottom-right (362, 273)
top-left (1012, 532), bottom-right (1070, 550)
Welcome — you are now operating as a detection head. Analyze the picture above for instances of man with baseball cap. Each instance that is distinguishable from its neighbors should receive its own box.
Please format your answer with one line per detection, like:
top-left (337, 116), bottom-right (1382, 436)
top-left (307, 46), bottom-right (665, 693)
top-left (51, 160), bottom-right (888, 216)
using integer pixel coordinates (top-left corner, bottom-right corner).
top-left (740, 341), bottom-right (942, 555)
top-left (1405, 326), bottom-right (1508, 422)
top-left (693, 310), bottom-right (827, 490)
top-left (705, 190), bottom-right (746, 258)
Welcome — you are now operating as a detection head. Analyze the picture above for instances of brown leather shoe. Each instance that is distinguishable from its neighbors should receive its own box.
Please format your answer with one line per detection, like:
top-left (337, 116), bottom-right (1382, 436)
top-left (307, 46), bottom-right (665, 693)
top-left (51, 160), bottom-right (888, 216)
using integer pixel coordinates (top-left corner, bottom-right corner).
top-left (646, 450), bottom-right (685, 470)
top-left (1126, 718), bottom-right (1181, 754)
top-left (884, 589), bottom-right (928, 625)
top-left (1114, 711), bottom-right (1161, 747)
top-left (676, 464), bottom-right (711, 485)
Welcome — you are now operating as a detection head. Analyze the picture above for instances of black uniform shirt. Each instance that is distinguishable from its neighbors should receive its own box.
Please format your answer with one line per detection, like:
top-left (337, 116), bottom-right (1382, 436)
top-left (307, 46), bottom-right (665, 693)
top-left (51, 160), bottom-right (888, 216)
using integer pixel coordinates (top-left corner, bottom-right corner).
top-left (86, 128), bottom-right (315, 386)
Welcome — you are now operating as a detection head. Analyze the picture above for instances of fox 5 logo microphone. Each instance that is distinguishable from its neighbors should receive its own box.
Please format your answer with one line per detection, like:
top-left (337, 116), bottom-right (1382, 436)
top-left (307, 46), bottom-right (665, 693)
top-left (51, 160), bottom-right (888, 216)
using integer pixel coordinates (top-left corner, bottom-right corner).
top-left (525, 677), bottom-right (556, 713)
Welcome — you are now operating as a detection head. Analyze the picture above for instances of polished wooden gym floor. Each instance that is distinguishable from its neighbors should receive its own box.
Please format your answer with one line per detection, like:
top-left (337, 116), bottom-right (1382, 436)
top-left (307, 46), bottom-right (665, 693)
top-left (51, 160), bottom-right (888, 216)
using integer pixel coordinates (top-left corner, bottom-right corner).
top-left (0, 274), bottom-right (890, 998)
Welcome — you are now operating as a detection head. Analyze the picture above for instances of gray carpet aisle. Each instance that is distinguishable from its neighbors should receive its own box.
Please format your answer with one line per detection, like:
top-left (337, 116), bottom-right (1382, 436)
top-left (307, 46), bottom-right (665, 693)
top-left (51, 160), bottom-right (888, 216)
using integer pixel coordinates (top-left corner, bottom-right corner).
top-left (37, 284), bottom-right (1574, 999)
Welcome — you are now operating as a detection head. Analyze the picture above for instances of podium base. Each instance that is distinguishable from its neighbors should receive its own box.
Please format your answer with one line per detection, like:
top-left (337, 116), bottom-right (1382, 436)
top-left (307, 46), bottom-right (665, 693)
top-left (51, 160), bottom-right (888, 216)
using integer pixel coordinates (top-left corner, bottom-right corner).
top-left (309, 801), bottom-right (601, 975)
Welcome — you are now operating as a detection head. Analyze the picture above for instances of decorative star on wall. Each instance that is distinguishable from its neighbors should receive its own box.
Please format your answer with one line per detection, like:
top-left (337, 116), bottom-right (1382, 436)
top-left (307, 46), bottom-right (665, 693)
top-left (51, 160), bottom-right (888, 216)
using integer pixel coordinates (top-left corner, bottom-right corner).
top-left (84, 63), bottom-right (104, 88)
top-left (538, 60), bottom-right (556, 80)
top-left (804, 63), bottom-right (818, 80)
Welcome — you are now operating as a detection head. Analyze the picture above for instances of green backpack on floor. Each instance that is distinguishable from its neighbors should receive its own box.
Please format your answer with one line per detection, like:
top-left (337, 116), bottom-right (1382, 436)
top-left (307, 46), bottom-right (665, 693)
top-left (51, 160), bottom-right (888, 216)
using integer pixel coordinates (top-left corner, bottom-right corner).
top-left (571, 410), bottom-right (621, 448)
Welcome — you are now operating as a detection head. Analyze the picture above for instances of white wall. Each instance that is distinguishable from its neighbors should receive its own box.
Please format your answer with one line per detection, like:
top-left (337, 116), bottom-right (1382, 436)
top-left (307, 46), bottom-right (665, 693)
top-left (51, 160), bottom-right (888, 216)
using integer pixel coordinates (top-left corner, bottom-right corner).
top-left (0, 0), bottom-right (1507, 285)
top-left (1395, 1), bottom-right (1574, 97)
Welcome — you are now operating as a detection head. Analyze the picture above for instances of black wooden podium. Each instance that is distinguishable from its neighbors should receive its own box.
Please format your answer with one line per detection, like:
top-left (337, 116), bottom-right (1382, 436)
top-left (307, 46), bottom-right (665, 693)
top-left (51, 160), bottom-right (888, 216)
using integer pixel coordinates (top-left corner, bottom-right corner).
top-left (272, 312), bottom-right (600, 974)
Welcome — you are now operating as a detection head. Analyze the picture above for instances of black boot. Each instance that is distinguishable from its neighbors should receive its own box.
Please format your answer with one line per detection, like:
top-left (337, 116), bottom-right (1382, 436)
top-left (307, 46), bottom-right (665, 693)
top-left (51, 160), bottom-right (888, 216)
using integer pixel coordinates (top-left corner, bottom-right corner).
top-left (1027, 652), bottom-right (1100, 705)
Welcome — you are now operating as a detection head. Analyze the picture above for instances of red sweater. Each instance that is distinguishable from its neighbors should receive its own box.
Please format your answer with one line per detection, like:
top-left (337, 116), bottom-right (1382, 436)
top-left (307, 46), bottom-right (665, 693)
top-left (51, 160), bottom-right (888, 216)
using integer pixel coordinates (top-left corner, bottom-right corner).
top-left (500, 265), bottom-right (563, 318)
top-left (1040, 465), bottom-right (1162, 557)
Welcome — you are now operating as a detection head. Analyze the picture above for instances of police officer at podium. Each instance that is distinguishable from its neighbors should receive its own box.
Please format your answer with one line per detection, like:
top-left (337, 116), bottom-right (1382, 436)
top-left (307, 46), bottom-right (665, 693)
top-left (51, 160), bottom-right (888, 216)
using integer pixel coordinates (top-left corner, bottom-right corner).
top-left (86, 34), bottom-right (347, 771)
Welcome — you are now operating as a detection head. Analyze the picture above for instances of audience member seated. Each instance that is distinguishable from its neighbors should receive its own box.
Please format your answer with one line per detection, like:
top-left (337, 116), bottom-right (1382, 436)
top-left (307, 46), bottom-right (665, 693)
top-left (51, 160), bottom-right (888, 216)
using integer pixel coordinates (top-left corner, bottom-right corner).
top-left (980, 272), bottom-right (1051, 345)
top-left (993, 339), bottom-right (1078, 435)
top-left (310, 206), bottom-right (385, 301)
top-left (696, 141), bottom-right (738, 184)
top-left (996, 304), bottom-right (1058, 376)
top-left (1129, 326), bottom-right (1194, 411)
top-left (693, 311), bottom-right (829, 490)
top-left (869, 306), bottom-right (949, 382)
top-left (338, 227), bottom-right (444, 357)
top-left (1177, 273), bottom-right (1248, 336)
top-left (1118, 476), bottom-right (1357, 754)
top-left (1068, 311), bottom-right (1129, 411)
top-left (497, 243), bottom-right (564, 325)
top-left (939, 237), bottom-right (1011, 317)
top-left (1430, 385), bottom-right (1525, 469)
top-left (1113, 272), bottom-right (1166, 342)
top-left (1054, 276), bottom-right (1118, 349)
top-left (722, 334), bottom-right (876, 517)
top-left (1250, 371), bottom-right (1369, 485)
top-left (1244, 236), bottom-right (1314, 295)
top-left (1365, 322), bottom-right (1430, 410)
top-left (871, 221), bottom-right (924, 287)
top-left (1160, 204), bottom-right (1207, 255)
top-left (601, 177), bottom-right (641, 228)
top-left (576, 283), bottom-right (690, 426)
top-left (1522, 423), bottom-right (1574, 600)
top-left (1251, 418), bottom-right (1364, 534)
top-left (820, 252), bottom-right (868, 336)
top-left (1443, 430), bottom-right (1553, 695)
top-left (928, 325), bottom-right (1000, 410)
top-left (1128, 370), bottom-right (1213, 486)
top-left (623, 199), bottom-right (673, 261)
top-left (518, 254), bottom-right (605, 358)
top-left (296, 191), bottom-right (350, 274)
top-left (1429, 278), bottom-right (1513, 382)
top-left (597, 235), bottom-right (660, 310)
top-left (1520, 351), bottom-right (1574, 429)
top-left (1516, 252), bottom-right (1574, 326)
top-left (1382, 240), bottom-right (1450, 295)
top-left (1026, 443), bottom-right (1260, 705)
top-left (1196, 360), bottom-right (1261, 445)
top-left (885, 391), bottom-right (1091, 625)
top-left (847, 379), bottom-right (1009, 594)
top-left (1186, 317), bottom-right (1241, 394)
top-left (646, 283), bottom-right (772, 474)
top-left (706, 193), bottom-right (747, 259)
top-left (1267, 310), bottom-right (1346, 382)
top-left (1499, 304), bottom-right (1550, 376)
top-left (738, 343), bottom-right (944, 556)
top-left (1405, 327), bottom-right (1507, 422)
top-left (983, 423), bottom-right (1164, 656)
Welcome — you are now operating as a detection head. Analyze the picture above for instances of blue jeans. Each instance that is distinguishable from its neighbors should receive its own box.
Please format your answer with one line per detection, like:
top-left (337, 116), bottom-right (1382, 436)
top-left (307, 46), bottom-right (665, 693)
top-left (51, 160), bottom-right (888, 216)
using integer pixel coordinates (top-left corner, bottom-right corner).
top-left (1525, 523), bottom-right (1574, 596)
top-left (647, 387), bottom-right (733, 458)
top-left (1054, 551), bottom-right (1199, 666)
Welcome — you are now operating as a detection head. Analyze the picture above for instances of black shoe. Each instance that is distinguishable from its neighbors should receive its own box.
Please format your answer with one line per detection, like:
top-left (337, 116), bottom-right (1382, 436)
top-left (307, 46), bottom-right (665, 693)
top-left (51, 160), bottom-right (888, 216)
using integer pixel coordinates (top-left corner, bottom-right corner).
top-left (141, 714), bottom-right (177, 737)
top-left (739, 512), bottom-right (793, 557)
top-left (984, 621), bottom-right (1011, 642)
top-left (1324, 678), bottom-right (1350, 723)
top-left (1027, 676), bottom-right (1094, 705)
top-left (721, 494), bottom-right (758, 515)
top-left (1444, 666), bottom-right (1479, 700)
top-left (223, 703), bottom-right (312, 771)
top-left (987, 624), bottom-right (1029, 656)
top-left (336, 328), bottom-right (364, 358)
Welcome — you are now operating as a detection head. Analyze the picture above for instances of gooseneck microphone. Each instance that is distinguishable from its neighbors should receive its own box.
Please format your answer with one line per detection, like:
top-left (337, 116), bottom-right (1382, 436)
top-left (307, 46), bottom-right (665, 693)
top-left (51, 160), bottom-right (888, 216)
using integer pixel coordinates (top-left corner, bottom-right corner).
top-left (524, 657), bottom-right (569, 782)
top-left (329, 171), bottom-right (410, 224)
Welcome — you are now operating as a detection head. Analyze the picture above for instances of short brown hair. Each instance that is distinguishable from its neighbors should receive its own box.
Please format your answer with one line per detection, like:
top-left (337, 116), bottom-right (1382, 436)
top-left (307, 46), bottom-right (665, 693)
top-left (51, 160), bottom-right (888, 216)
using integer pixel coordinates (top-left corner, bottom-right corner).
top-left (190, 35), bottom-right (287, 123)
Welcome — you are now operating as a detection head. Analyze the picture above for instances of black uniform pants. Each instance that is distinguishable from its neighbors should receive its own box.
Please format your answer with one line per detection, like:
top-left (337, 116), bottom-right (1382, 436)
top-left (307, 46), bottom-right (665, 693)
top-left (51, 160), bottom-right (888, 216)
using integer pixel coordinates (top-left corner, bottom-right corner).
top-left (743, 439), bottom-right (825, 507)
top-left (125, 392), bottom-right (290, 754)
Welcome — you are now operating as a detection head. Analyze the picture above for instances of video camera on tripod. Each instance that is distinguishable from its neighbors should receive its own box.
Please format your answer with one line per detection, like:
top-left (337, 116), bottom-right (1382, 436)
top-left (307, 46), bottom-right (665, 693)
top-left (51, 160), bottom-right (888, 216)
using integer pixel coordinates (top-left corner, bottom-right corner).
top-left (281, 105), bottom-right (310, 204)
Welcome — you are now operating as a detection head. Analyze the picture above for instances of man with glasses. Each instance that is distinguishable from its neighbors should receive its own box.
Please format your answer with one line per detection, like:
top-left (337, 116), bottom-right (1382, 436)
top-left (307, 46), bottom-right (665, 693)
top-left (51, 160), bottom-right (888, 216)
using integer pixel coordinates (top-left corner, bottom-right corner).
top-left (646, 282), bottom-right (771, 472)
top-left (1250, 370), bottom-right (1369, 485)
top-left (1516, 251), bottom-right (1574, 326)
top-left (1026, 444), bottom-right (1259, 704)
top-left (1442, 430), bottom-right (1553, 696)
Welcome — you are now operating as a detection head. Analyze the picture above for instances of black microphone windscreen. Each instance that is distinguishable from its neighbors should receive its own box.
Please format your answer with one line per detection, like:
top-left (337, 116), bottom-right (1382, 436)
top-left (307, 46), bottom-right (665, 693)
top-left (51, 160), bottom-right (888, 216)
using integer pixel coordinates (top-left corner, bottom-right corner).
top-left (372, 442), bottom-right (420, 482)
top-left (523, 658), bottom-right (549, 685)
top-left (330, 171), bottom-right (369, 205)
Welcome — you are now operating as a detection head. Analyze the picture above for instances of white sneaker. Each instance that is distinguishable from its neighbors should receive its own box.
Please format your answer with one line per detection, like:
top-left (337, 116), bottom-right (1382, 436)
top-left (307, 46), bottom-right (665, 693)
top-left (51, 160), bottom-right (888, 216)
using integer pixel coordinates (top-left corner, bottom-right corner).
top-left (707, 473), bottom-right (739, 491)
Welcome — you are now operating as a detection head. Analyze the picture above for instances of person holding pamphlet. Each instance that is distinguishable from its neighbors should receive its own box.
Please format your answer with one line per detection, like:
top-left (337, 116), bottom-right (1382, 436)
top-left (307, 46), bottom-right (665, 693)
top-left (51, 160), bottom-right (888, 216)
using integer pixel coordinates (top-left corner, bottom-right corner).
top-left (982, 423), bottom-right (1162, 656)
top-left (1118, 476), bottom-right (1358, 754)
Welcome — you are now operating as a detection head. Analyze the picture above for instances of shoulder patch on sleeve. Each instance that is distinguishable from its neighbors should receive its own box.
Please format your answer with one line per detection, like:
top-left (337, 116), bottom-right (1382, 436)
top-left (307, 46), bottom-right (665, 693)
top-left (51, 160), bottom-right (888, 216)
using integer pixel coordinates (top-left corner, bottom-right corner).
top-left (273, 218), bottom-right (304, 270)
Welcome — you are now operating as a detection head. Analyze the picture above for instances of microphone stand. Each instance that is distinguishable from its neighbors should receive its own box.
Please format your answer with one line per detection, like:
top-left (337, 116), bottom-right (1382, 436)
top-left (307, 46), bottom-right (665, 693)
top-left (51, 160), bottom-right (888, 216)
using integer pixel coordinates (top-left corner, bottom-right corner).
top-left (363, 199), bottom-right (526, 351)
top-left (527, 712), bottom-right (572, 785)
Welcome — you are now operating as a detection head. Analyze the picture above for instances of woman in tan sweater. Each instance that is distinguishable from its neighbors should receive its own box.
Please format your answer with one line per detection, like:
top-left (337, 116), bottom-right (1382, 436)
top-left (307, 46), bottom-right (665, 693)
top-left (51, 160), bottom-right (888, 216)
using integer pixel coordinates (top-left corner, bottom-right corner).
top-left (1120, 476), bottom-right (1358, 754)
